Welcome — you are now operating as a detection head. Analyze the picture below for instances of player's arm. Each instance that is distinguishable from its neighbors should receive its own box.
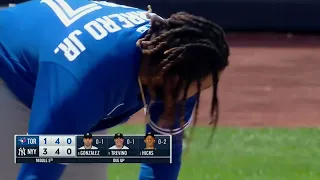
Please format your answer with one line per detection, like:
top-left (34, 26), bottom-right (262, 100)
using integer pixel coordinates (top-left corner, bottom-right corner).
top-left (18, 62), bottom-right (105, 180)
top-left (138, 95), bottom-right (197, 180)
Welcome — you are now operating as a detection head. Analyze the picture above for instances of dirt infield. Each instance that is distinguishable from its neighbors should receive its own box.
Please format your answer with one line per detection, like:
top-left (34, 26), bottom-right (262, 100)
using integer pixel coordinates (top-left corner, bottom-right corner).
top-left (129, 33), bottom-right (320, 127)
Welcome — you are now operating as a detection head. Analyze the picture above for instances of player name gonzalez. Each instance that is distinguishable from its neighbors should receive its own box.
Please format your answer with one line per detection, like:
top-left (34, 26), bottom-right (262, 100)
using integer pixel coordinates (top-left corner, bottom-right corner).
top-left (77, 150), bottom-right (100, 156)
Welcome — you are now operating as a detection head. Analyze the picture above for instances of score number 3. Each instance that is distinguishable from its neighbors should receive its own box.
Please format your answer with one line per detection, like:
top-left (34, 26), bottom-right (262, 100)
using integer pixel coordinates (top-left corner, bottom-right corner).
top-left (40, 0), bottom-right (102, 27)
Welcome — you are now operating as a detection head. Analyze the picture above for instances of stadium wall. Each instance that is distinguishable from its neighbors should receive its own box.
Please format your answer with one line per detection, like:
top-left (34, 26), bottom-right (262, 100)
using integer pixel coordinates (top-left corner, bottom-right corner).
top-left (115, 0), bottom-right (320, 32)
top-left (2, 0), bottom-right (320, 32)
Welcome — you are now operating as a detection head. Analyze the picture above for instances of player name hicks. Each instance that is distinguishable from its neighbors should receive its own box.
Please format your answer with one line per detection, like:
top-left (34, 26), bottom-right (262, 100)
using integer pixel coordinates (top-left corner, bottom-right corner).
top-left (77, 150), bottom-right (100, 156)
top-left (140, 150), bottom-right (154, 156)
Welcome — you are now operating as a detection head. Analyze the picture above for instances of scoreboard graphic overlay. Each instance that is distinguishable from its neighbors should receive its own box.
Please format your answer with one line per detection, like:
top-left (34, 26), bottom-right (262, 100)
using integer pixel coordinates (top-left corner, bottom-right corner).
top-left (15, 134), bottom-right (171, 163)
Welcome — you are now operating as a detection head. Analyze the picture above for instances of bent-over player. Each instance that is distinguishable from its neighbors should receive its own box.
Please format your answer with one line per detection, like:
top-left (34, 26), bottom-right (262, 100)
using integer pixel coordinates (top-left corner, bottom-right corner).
top-left (0, 0), bottom-right (229, 179)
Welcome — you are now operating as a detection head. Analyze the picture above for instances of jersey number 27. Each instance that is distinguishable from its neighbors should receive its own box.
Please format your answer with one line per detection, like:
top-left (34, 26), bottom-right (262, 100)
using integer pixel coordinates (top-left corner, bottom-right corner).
top-left (41, 0), bottom-right (133, 27)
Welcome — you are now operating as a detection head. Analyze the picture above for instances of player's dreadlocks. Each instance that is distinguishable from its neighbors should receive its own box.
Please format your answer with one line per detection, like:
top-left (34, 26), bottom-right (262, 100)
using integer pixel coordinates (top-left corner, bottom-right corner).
top-left (137, 6), bottom-right (229, 146)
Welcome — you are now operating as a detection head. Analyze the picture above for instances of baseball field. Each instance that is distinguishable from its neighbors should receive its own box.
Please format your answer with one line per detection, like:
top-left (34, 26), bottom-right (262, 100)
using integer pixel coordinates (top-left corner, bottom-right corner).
top-left (108, 33), bottom-right (320, 180)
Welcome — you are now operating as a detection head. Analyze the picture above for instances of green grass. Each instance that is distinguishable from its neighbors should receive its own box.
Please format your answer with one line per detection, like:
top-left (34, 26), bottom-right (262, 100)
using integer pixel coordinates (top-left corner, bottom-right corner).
top-left (108, 125), bottom-right (320, 180)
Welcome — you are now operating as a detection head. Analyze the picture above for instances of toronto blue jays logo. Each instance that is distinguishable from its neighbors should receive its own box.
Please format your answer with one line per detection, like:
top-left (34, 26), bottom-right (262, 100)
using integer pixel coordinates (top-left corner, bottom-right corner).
top-left (18, 137), bottom-right (27, 144)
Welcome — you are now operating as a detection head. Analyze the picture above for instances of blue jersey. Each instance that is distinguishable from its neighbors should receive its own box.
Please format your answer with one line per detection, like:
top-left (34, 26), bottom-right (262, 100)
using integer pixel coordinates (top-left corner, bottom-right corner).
top-left (0, 1), bottom-right (196, 179)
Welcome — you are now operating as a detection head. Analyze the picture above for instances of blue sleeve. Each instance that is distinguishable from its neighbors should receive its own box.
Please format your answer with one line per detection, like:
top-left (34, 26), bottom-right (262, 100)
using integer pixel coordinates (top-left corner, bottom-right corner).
top-left (18, 62), bottom-right (105, 180)
top-left (138, 96), bottom-right (197, 180)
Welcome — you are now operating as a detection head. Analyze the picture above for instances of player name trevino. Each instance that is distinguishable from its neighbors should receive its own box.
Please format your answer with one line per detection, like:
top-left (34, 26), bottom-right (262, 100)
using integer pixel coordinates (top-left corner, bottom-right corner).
top-left (141, 150), bottom-right (154, 156)
top-left (111, 150), bottom-right (127, 156)
top-left (77, 150), bottom-right (100, 156)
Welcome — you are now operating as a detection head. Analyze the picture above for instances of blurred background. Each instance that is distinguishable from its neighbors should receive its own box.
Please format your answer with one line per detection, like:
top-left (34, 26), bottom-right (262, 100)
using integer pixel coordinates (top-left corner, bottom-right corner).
top-left (2, 0), bottom-right (320, 31)
top-left (2, 0), bottom-right (320, 179)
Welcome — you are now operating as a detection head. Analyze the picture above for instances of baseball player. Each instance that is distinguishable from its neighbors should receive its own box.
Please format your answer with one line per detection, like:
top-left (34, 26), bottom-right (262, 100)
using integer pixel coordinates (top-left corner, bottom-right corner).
top-left (0, 0), bottom-right (229, 180)
top-left (108, 133), bottom-right (129, 149)
top-left (78, 133), bottom-right (99, 150)
top-left (144, 132), bottom-right (156, 150)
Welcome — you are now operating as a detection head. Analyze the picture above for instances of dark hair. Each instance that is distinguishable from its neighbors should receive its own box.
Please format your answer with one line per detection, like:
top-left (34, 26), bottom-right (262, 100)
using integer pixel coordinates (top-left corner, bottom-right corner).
top-left (137, 11), bottom-right (229, 143)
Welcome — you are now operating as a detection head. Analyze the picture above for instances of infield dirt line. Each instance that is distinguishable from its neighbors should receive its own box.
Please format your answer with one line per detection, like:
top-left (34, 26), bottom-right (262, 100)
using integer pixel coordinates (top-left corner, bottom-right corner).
top-left (128, 33), bottom-right (320, 128)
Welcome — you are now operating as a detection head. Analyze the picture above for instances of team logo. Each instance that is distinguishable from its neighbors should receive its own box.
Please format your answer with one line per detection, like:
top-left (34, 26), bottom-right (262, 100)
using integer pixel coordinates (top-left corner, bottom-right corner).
top-left (17, 147), bottom-right (26, 156)
top-left (18, 137), bottom-right (27, 144)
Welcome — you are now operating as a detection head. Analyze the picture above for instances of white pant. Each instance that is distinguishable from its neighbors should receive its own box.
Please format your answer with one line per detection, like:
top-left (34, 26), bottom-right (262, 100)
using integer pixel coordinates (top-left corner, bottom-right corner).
top-left (0, 82), bottom-right (108, 180)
